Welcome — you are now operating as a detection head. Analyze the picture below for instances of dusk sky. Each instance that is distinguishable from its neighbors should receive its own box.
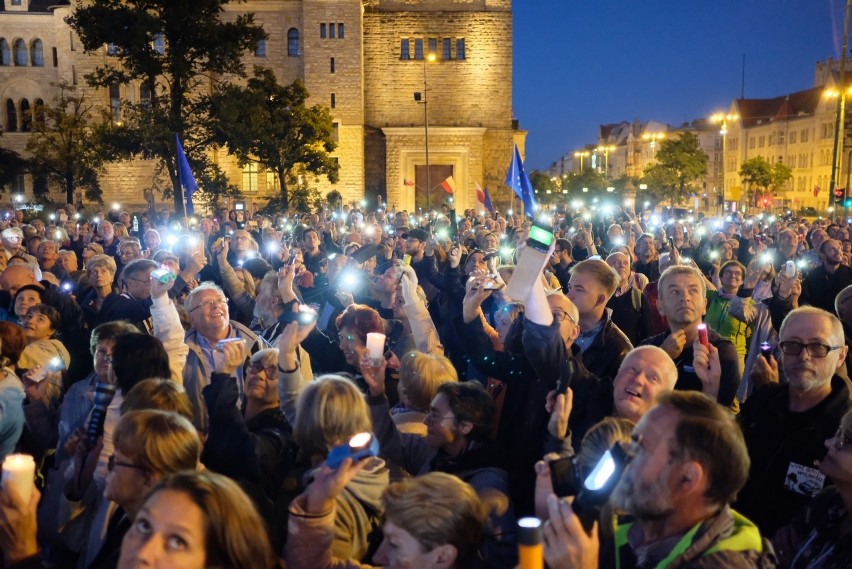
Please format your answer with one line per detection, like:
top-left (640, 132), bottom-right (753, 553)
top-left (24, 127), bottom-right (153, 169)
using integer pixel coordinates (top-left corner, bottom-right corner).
top-left (514, 1), bottom-right (844, 170)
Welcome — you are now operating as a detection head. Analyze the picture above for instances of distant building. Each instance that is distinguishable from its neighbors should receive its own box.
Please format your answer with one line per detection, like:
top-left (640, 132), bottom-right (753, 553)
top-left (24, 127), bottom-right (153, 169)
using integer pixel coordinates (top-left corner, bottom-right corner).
top-left (0, 0), bottom-right (524, 212)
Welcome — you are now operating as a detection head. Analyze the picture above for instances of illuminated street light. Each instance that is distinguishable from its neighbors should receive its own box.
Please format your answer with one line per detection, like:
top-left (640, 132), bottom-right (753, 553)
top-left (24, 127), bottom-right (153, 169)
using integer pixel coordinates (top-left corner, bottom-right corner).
top-left (596, 144), bottom-right (616, 178)
top-left (710, 112), bottom-right (739, 213)
top-left (574, 150), bottom-right (590, 172)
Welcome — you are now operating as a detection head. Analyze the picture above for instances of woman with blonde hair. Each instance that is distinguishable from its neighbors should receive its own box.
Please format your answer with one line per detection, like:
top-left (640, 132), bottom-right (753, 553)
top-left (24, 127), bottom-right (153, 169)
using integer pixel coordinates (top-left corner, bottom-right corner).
top-left (293, 375), bottom-right (388, 562)
top-left (392, 351), bottom-right (457, 436)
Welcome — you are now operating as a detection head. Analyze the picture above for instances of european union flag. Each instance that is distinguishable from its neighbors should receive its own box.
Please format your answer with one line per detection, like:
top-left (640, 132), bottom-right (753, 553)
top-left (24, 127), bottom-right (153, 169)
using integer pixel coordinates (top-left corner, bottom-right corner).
top-left (504, 143), bottom-right (537, 217)
top-left (176, 133), bottom-right (198, 216)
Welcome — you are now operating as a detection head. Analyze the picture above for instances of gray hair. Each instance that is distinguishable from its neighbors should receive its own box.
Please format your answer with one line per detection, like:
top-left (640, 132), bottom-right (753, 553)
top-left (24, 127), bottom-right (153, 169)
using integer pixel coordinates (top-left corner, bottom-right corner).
top-left (250, 348), bottom-right (279, 369)
top-left (780, 306), bottom-right (845, 347)
top-left (86, 254), bottom-right (117, 275)
top-left (185, 282), bottom-right (226, 313)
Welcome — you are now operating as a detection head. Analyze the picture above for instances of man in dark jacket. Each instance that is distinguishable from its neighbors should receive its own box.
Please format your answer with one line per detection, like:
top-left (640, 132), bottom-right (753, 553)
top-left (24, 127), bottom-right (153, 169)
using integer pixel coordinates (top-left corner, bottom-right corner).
top-left (800, 239), bottom-right (852, 314)
top-left (564, 259), bottom-right (632, 381)
top-left (641, 265), bottom-right (742, 407)
top-left (735, 306), bottom-right (851, 537)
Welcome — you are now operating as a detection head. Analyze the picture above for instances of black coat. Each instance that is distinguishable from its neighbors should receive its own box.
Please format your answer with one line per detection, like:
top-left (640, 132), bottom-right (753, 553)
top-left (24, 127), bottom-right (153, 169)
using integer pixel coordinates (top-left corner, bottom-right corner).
top-left (735, 376), bottom-right (851, 536)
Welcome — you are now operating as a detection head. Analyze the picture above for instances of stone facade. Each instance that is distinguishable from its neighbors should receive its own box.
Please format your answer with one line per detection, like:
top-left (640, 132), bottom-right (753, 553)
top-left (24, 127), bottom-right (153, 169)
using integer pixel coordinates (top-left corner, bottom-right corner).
top-left (0, 0), bottom-right (523, 213)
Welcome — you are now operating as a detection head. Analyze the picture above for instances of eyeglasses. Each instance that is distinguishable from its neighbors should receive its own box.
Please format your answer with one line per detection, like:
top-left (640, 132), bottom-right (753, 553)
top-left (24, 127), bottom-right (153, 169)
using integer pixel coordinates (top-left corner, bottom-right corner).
top-left (107, 455), bottom-right (147, 473)
top-left (779, 341), bottom-right (843, 358)
top-left (190, 299), bottom-right (227, 313)
top-left (833, 428), bottom-right (852, 451)
top-left (249, 363), bottom-right (277, 377)
top-left (552, 310), bottom-right (577, 324)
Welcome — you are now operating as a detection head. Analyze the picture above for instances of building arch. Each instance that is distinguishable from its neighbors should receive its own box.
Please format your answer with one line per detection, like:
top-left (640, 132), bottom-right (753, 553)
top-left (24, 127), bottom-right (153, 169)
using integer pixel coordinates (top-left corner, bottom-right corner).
top-left (288, 28), bottom-right (300, 56)
top-left (0, 39), bottom-right (10, 66)
top-left (31, 39), bottom-right (44, 66)
top-left (13, 38), bottom-right (27, 66)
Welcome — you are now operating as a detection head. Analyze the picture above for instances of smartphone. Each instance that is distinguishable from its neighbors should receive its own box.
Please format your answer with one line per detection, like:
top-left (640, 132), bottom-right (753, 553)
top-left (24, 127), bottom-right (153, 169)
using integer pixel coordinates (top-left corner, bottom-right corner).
top-left (527, 222), bottom-right (555, 253)
top-left (151, 268), bottom-right (176, 284)
top-left (784, 260), bottom-right (796, 278)
top-left (760, 342), bottom-right (772, 361)
top-left (549, 455), bottom-right (583, 498)
top-left (697, 323), bottom-right (709, 348)
top-left (326, 432), bottom-right (380, 469)
top-left (402, 254), bottom-right (412, 266)
top-left (278, 309), bottom-right (318, 325)
top-left (287, 251), bottom-right (298, 266)
top-left (556, 358), bottom-right (574, 396)
top-left (216, 338), bottom-right (244, 350)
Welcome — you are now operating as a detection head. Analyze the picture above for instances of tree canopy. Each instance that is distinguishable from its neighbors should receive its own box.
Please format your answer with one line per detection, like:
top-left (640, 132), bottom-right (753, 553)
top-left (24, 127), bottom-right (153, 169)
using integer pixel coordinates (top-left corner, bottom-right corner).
top-left (211, 69), bottom-right (338, 211)
top-left (739, 156), bottom-right (792, 207)
top-left (66, 0), bottom-right (266, 217)
top-left (642, 132), bottom-right (708, 207)
top-left (26, 82), bottom-right (104, 205)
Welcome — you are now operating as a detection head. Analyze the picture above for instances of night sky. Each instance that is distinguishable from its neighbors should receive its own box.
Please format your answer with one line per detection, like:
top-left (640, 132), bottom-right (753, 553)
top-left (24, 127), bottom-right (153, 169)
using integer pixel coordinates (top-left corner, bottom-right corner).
top-left (514, 0), bottom-right (843, 170)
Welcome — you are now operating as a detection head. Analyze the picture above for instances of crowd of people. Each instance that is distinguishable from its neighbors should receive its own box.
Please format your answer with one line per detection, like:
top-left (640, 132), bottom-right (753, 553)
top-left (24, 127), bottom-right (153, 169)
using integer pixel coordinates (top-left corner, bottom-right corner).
top-left (0, 198), bottom-right (849, 568)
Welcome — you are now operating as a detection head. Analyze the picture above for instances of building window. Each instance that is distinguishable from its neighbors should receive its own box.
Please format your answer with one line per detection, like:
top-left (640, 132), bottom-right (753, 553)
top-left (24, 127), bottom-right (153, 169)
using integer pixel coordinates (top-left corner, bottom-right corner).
top-left (456, 38), bottom-right (465, 60)
top-left (442, 38), bottom-right (451, 60)
top-left (330, 57), bottom-right (335, 73)
top-left (52, 47), bottom-right (57, 67)
top-left (5, 99), bottom-right (17, 132)
top-left (0, 39), bottom-right (10, 66)
top-left (70, 31), bottom-right (75, 51)
top-left (400, 39), bottom-right (410, 60)
top-left (152, 33), bottom-right (165, 55)
top-left (414, 38), bottom-right (423, 60)
top-left (329, 22), bottom-right (335, 39)
top-left (265, 171), bottom-right (279, 192)
top-left (72, 65), bottom-right (77, 85)
top-left (140, 83), bottom-right (152, 107)
top-left (31, 39), bottom-right (43, 66)
top-left (338, 23), bottom-right (345, 38)
top-left (288, 28), bottom-right (300, 56)
top-left (242, 162), bottom-right (258, 192)
top-left (20, 99), bottom-right (31, 132)
top-left (11, 0), bottom-right (22, 5)
top-left (320, 23), bottom-right (326, 39)
top-left (255, 39), bottom-right (266, 57)
top-left (332, 122), bottom-right (339, 142)
top-left (790, 131), bottom-right (797, 144)
top-left (13, 39), bottom-right (27, 66)
top-left (106, 43), bottom-right (120, 56)
top-left (428, 38), bottom-right (437, 56)
top-left (109, 83), bottom-right (121, 121)
top-left (330, 93), bottom-right (336, 108)
top-left (34, 98), bottom-right (44, 125)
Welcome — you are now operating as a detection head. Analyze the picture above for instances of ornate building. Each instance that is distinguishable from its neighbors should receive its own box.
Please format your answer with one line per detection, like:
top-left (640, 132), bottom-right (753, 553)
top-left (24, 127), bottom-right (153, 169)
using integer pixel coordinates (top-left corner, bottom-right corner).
top-left (0, 0), bottom-right (524, 212)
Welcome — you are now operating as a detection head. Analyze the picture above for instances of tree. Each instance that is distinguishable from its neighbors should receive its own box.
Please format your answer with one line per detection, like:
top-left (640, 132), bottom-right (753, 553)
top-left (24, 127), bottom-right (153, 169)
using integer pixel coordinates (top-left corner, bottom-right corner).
top-left (643, 132), bottom-right (708, 207)
top-left (210, 69), bottom-right (338, 211)
top-left (26, 82), bottom-right (104, 205)
top-left (0, 131), bottom-right (27, 193)
top-left (66, 0), bottom-right (266, 217)
top-left (563, 168), bottom-right (607, 200)
top-left (529, 170), bottom-right (560, 206)
top-left (738, 156), bottom-right (792, 208)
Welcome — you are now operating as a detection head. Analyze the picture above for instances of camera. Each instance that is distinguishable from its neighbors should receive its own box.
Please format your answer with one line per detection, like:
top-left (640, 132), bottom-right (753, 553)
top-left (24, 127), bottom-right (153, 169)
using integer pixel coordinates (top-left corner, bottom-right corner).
top-left (151, 268), bottom-right (177, 284)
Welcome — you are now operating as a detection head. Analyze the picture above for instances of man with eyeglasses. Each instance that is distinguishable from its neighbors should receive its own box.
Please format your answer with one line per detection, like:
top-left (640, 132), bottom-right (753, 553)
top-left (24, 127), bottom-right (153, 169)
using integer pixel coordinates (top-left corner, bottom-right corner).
top-left (182, 282), bottom-right (263, 431)
top-left (735, 306), bottom-right (851, 536)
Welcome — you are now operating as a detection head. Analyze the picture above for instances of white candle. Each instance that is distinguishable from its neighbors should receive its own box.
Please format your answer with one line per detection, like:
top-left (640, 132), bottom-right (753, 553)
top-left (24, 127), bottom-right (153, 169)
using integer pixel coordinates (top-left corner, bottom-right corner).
top-left (365, 332), bottom-right (386, 360)
top-left (2, 454), bottom-right (35, 505)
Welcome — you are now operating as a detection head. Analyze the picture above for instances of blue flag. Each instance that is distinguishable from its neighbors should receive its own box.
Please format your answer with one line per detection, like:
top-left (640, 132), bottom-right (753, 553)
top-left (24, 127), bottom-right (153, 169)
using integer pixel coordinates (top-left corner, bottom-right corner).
top-left (175, 133), bottom-right (198, 216)
top-left (483, 187), bottom-right (494, 213)
top-left (504, 143), bottom-right (537, 216)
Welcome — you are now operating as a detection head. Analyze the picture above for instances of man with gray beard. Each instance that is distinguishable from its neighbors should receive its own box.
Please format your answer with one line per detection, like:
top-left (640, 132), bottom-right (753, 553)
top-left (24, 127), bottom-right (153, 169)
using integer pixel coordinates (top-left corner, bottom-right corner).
top-left (541, 391), bottom-right (773, 568)
top-left (735, 306), bottom-right (851, 536)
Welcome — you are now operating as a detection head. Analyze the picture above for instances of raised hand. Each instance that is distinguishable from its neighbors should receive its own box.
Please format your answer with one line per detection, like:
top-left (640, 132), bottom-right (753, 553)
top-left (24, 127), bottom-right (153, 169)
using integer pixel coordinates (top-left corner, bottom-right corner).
top-left (692, 340), bottom-right (721, 400)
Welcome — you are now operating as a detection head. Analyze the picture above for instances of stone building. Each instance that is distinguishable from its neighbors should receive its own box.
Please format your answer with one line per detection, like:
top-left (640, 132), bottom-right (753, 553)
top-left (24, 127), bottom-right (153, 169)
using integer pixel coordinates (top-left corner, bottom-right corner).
top-left (0, 0), bottom-right (524, 212)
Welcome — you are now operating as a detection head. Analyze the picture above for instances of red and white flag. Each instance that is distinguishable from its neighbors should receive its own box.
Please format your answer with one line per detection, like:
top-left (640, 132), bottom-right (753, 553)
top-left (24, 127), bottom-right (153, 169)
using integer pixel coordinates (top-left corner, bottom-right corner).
top-left (440, 176), bottom-right (456, 194)
top-left (813, 185), bottom-right (821, 197)
top-left (475, 181), bottom-right (486, 206)
top-left (403, 178), bottom-right (415, 187)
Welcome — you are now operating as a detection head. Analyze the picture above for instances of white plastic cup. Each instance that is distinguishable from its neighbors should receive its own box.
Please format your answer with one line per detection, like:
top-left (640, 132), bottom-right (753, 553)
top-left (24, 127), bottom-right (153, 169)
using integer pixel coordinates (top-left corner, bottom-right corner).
top-left (365, 332), bottom-right (386, 360)
top-left (2, 454), bottom-right (36, 505)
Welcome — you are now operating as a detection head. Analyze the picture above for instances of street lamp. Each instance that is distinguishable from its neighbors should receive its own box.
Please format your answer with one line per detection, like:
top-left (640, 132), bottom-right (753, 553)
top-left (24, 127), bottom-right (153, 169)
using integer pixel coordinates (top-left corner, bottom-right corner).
top-left (596, 145), bottom-right (616, 178)
top-left (574, 150), bottom-right (590, 172)
top-left (710, 112), bottom-right (739, 213)
top-left (414, 52), bottom-right (437, 211)
top-left (642, 132), bottom-right (665, 150)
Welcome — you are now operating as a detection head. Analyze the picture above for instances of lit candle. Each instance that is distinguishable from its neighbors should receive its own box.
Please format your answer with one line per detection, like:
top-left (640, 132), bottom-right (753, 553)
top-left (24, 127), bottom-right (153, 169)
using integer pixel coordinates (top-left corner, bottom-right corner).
top-left (2, 454), bottom-right (35, 504)
top-left (365, 332), bottom-right (386, 361)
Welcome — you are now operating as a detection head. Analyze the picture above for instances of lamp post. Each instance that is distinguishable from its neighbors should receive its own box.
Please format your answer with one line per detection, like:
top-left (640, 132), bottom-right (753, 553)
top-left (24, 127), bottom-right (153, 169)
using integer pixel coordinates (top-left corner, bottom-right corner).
top-left (642, 132), bottom-right (665, 158)
top-left (596, 145), bottom-right (616, 178)
top-left (414, 52), bottom-right (437, 211)
top-left (574, 150), bottom-right (590, 172)
top-left (710, 112), bottom-right (739, 214)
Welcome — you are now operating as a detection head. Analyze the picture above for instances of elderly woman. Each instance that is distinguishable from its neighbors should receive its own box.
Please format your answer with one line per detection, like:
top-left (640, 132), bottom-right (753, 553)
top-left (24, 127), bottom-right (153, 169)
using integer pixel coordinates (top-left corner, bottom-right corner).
top-left (80, 242), bottom-right (104, 266)
top-left (391, 350), bottom-right (458, 436)
top-left (18, 304), bottom-right (70, 373)
top-left (79, 254), bottom-right (153, 328)
top-left (202, 344), bottom-right (296, 512)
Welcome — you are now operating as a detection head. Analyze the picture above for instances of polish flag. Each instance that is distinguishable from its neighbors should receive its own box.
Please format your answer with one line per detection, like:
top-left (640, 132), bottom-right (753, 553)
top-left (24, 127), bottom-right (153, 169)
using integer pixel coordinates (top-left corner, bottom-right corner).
top-left (475, 181), bottom-right (486, 206)
top-left (403, 178), bottom-right (415, 187)
top-left (440, 176), bottom-right (456, 194)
